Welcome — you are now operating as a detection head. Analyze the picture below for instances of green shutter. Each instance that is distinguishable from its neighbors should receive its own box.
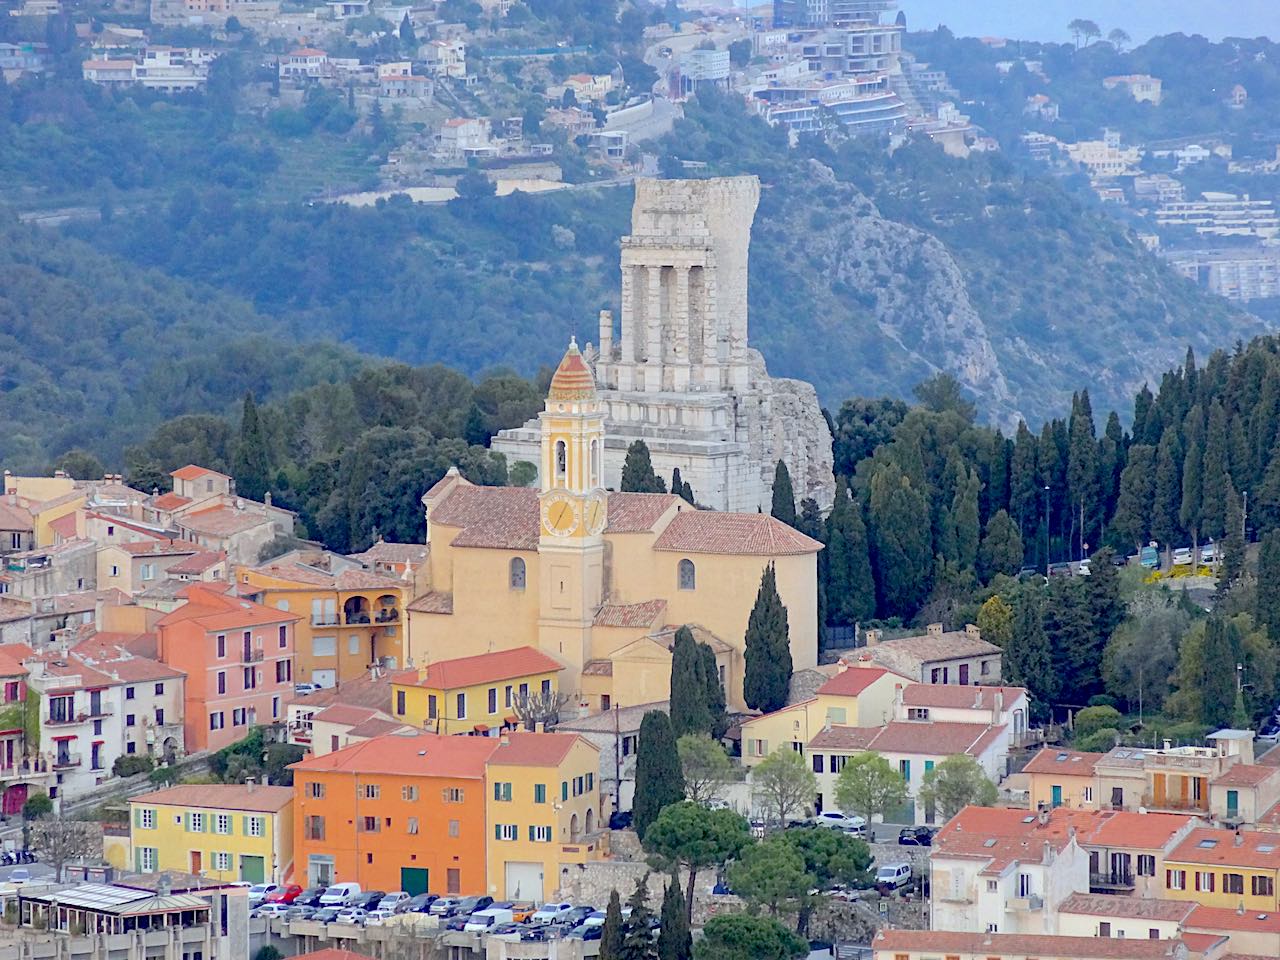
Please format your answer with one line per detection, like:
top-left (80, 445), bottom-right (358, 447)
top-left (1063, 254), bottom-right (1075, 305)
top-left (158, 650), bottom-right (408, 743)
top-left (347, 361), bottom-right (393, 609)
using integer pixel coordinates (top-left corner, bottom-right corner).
top-left (242, 815), bottom-right (249, 835)
top-left (561, 782), bottom-right (568, 802)
top-left (495, 824), bottom-right (501, 840)
top-left (528, 825), bottom-right (535, 841)
top-left (183, 812), bottom-right (191, 832)
top-left (133, 807), bottom-right (141, 829)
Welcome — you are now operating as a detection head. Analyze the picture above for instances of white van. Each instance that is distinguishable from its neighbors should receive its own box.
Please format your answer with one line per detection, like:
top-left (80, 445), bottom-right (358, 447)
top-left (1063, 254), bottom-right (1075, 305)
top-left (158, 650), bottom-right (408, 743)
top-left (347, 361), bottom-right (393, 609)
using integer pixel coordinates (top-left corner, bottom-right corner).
top-left (319, 882), bottom-right (362, 906)
top-left (876, 863), bottom-right (912, 890)
top-left (464, 907), bottom-right (515, 932)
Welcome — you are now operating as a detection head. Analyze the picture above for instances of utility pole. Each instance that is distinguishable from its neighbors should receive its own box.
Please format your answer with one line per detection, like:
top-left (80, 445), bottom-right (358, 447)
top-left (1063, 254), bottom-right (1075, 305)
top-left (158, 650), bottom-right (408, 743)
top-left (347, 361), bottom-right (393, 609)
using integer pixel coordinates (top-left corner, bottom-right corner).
top-left (613, 702), bottom-right (621, 817)
top-left (1044, 485), bottom-right (1051, 575)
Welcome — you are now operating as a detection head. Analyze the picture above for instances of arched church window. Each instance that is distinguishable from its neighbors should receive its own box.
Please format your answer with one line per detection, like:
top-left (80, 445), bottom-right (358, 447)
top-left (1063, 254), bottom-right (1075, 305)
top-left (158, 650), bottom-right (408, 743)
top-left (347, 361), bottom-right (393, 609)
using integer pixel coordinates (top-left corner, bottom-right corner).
top-left (678, 559), bottom-right (696, 591)
top-left (509, 557), bottom-right (526, 591)
top-left (555, 440), bottom-right (567, 485)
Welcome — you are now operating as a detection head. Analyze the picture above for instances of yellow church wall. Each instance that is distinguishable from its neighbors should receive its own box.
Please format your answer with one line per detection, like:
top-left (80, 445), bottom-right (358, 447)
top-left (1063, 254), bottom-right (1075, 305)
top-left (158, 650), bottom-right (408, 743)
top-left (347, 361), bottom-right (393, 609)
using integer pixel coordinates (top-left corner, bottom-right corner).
top-left (426, 525), bottom-right (461, 594)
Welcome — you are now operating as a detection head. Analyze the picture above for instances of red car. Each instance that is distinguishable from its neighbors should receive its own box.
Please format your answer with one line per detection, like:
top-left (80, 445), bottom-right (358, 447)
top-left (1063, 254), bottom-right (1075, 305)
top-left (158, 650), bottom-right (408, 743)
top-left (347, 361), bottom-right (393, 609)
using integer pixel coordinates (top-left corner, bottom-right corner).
top-left (266, 884), bottom-right (303, 904)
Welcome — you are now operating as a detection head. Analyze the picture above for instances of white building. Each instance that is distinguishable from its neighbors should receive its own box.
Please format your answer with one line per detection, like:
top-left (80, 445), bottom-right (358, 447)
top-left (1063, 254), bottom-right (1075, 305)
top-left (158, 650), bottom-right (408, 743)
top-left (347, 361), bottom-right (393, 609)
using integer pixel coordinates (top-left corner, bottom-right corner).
top-left (893, 683), bottom-right (1030, 749)
top-left (1103, 74), bottom-right (1162, 105)
top-left (421, 37), bottom-right (465, 78)
top-left (279, 47), bottom-right (327, 78)
top-left (1156, 192), bottom-right (1279, 239)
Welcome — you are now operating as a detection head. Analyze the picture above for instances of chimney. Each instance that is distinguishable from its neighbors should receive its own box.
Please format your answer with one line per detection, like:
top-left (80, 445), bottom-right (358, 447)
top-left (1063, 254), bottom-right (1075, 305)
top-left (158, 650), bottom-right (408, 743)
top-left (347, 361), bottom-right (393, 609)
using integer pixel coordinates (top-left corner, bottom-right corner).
top-left (927, 623), bottom-right (943, 637)
top-left (864, 628), bottom-right (881, 647)
top-left (264, 492), bottom-right (272, 510)
top-left (965, 623), bottom-right (981, 640)
top-left (1235, 830), bottom-right (1244, 846)
top-left (245, 776), bottom-right (256, 793)
top-left (500, 734), bottom-right (510, 746)
top-left (534, 722), bottom-right (545, 734)
top-left (1037, 807), bottom-right (1050, 826)
top-left (894, 685), bottom-right (904, 709)
top-left (993, 691), bottom-right (1004, 722)
top-left (235, 498), bottom-right (243, 511)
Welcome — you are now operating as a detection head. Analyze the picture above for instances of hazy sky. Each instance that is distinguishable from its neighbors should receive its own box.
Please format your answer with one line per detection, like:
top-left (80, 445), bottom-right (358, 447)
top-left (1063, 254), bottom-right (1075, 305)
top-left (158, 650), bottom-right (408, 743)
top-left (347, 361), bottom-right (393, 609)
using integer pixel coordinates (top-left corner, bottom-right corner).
top-left (902, 1), bottom-right (1279, 44)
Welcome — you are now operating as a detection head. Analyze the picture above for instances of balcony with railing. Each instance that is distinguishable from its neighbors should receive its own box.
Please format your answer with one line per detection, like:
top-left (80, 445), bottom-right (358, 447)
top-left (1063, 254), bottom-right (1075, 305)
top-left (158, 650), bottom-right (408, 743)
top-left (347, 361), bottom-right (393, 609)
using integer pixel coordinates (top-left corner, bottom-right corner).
top-left (1141, 792), bottom-right (1208, 813)
top-left (241, 649), bottom-right (264, 663)
top-left (310, 615), bottom-right (341, 626)
top-left (1090, 870), bottom-right (1135, 891)
top-left (1006, 894), bottom-right (1044, 912)
top-left (52, 752), bottom-right (81, 769)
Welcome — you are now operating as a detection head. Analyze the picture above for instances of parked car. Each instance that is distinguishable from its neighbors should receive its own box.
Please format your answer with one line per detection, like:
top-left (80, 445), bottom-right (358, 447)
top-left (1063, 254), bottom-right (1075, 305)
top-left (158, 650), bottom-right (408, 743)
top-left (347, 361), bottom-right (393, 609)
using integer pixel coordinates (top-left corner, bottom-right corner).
top-left (266, 884), bottom-right (303, 904)
top-left (1047, 561), bottom-right (1073, 577)
top-left (334, 907), bottom-right (369, 926)
top-left (811, 811), bottom-right (866, 833)
top-left (1140, 544), bottom-right (1160, 569)
top-left (898, 826), bottom-right (934, 846)
top-left (247, 883), bottom-right (280, 907)
top-left (295, 887), bottom-right (327, 907)
top-left (377, 892), bottom-right (410, 912)
top-left (875, 863), bottom-right (913, 891)
top-left (284, 905), bottom-right (317, 922)
top-left (522, 924), bottom-right (569, 942)
top-left (252, 903), bottom-right (291, 920)
top-left (319, 882), bottom-right (362, 906)
top-left (294, 683), bottom-right (320, 696)
top-left (567, 923), bottom-right (603, 941)
top-left (509, 901), bottom-right (538, 922)
top-left (442, 914), bottom-right (473, 932)
top-left (578, 911), bottom-right (608, 928)
top-left (311, 907), bottom-right (343, 923)
top-left (454, 895), bottom-right (494, 917)
top-left (363, 909), bottom-right (396, 926)
top-left (608, 811), bottom-right (633, 830)
top-left (561, 906), bottom-right (597, 927)
top-left (465, 907), bottom-right (515, 932)
top-left (1075, 558), bottom-right (1092, 577)
top-left (531, 902), bottom-right (574, 925)
top-left (490, 922), bottom-right (525, 941)
top-left (405, 893), bottom-right (440, 914)
top-left (428, 897), bottom-right (461, 916)
top-left (1202, 543), bottom-right (1222, 564)
top-left (9, 868), bottom-right (30, 885)
top-left (348, 891), bottom-right (387, 910)
top-left (1259, 716), bottom-right (1280, 742)
top-left (1173, 547), bottom-right (1194, 566)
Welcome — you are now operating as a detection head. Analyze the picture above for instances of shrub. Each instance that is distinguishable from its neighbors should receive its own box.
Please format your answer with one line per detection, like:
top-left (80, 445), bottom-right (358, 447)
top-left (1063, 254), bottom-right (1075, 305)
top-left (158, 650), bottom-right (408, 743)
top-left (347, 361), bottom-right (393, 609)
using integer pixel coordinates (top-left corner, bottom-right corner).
top-left (22, 794), bottom-right (52, 821)
top-left (112, 755), bottom-right (156, 778)
top-left (1074, 705), bottom-right (1123, 741)
top-left (1075, 728), bottom-right (1120, 752)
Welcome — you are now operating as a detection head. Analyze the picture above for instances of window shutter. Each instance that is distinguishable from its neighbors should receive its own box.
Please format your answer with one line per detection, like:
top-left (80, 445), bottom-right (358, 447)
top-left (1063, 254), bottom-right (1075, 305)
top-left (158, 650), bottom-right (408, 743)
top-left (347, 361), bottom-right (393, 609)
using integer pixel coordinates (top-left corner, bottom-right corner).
top-left (242, 815), bottom-right (250, 835)
top-left (1165, 870), bottom-right (1171, 887)
top-left (528, 825), bottom-right (535, 842)
top-left (133, 807), bottom-right (141, 829)
top-left (495, 824), bottom-right (501, 840)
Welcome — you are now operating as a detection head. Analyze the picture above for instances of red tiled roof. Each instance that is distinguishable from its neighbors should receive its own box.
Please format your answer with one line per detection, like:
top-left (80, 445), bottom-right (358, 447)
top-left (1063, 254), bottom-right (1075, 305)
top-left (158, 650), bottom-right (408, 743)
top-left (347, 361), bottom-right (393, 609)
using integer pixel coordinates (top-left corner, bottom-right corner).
top-left (296, 948), bottom-right (376, 960)
top-left (1188, 903), bottom-right (1280, 934)
top-left (830, 720), bottom-right (1004, 757)
top-left (0, 500), bottom-right (36, 531)
top-left (401, 646), bottom-right (563, 690)
top-left (132, 783), bottom-right (293, 813)
top-left (348, 541), bottom-right (427, 565)
top-left (808, 725), bottom-right (879, 751)
top-left (292, 673), bottom-right (392, 713)
top-left (71, 636), bottom-right (181, 682)
top-left (901, 684), bottom-right (1026, 710)
top-left (118, 539), bottom-right (200, 557)
top-left (1082, 811), bottom-right (1195, 851)
top-left (873, 930), bottom-right (1182, 959)
top-left (312, 705), bottom-right (384, 727)
top-left (178, 505), bottom-right (273, 537)
top-left (593, 599), bottom-right (666, 628)
top-left (346, 717), bottom-right (412, 739)
top-left (1168, 827), bottom-right (1280, 870)
top-left (170, 465), bottom-right (227, 482)
top-left (652, 511), bottom-right (821, 556)
top-left (167, 550), bottom-right (224, 574)
top-left (604, 493), bottom-right (680, 533)
top-left (489, 731), bottom-right (591, 767)
top-left (152, 492), bottom-right (192, 510)
top-left (48, 513), bottom-right (77, 538)
top-left (291, 731), bottom-right (498, 779)
top-left (1059, 893), bottom-right (1194, 923)
top-left (431, 486), bottom-right (540, 550)
top-left (816, 666), bottom-right (891, 698)
top-left (0, 645), bottom-right (29, 678)
top-left (1180, 933), bottom-right (1230, 955)
top-left (156, 586), bottom-right (299, 631)
top-left (406, 591), bottom-right (453, 615)
top-left (1023, 747), bottom-right (1105, 777)
top-left (1211, 763), bottom-right (1280, 787)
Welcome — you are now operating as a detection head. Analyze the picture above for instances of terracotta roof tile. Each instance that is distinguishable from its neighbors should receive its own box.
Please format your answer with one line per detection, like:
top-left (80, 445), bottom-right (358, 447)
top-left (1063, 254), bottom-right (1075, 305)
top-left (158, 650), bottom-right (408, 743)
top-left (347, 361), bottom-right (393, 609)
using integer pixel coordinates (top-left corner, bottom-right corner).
top-left (864, 629), bottom-right (1000, 665)
top-left (132, 783), bottom-right (292, 813)
top-left (0, 600), bottom-right (33, 625)
top-left (296, 948), bottom-right (376, 960)
top-left (844, 720), bottom-right (1005, 757)
top-left (593, 599), bottom-right (666, 628)
top-left (347, 541), bottom-right (427, 565)
top-left (291, 731), bottom-right (498, 779)
top-left (1188, 903), bottom-right (1280, 934)
top-left (873, 930), bottom-right (1183, 959)
top-left (604, 493), bottom-right (680, 532)
top-left (489, 731), bottom-right (592, 767)
top-left (293, 673), bottom-right (392, 713)
top-left (399, 646), bottom-right (563, 690)
top-left (167, 550), bottom-right (224, 574)
top-left (311, 705), bottom-right (385, 727)
top-left (581, 659), bottom-right (613, 677)
top-left (346, 717), bottom-right (413, 739)
top-left (1023, 747), bottom-right (1105, 777)
top-left (808, 725), bottom-right (879, 751)
top-left (1211, 762), bottom-right (1280, 787)
top-left (431, 486), bottom-right (540, 550)
top-left (156, 586), bottom-right (299, 631)
top-left (652, 511), bottom-right (821, 556)
top-left (816, 667), bottom-right (892, 697)
top-left (152, 493), bottom-right (192, 510)
top-left (170, 465), bottom-right (228, 482)
top-left (407, 591), bottom-right (453, 614)
top-left (118, 539), bottom-right (200, 557)
top-left (0, 501), bottom-right (36, 531)
top-left (901, 684), bottom-right (1026, 710)
top-left (1168, 827), bottom-right (1280, 870)
top-left (178, 505), bottom-right (273, 537)
top-left (1059, 893), bottom-right (1195, 923)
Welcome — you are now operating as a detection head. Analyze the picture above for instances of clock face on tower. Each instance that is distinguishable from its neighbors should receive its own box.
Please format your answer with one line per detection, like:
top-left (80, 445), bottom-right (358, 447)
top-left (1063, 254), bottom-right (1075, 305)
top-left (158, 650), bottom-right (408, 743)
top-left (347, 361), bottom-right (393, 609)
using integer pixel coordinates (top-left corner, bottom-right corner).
top-left (585, 495), bottom-right (607, 535)
top-left (541, 493), bottom-right (580, 537)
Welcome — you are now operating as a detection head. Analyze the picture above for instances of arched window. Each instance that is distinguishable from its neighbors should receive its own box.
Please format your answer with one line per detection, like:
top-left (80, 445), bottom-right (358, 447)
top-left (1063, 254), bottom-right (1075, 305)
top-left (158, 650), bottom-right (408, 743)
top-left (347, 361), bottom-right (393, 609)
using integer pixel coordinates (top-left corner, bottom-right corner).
top-left (509, 557), bottom-right (527, 591)
top-left (678, 558), bottom-right (696, 591)
top-left (555, 440), bottom-right (567, 485)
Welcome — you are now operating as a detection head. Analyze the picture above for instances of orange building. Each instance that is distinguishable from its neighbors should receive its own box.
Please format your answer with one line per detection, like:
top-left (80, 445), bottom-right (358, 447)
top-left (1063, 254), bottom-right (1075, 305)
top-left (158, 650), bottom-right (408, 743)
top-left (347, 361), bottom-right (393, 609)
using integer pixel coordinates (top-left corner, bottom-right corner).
top-left (290, 732), bottom-right (498, 896)
top-left (156, 585), bottom-right (300, 752)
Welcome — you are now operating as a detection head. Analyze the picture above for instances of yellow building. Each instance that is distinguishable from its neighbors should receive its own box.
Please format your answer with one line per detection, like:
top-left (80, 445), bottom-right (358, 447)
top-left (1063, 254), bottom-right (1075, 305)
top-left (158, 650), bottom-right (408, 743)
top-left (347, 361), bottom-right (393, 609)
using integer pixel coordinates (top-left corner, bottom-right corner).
top-left (483, 731), bottom-right (602, 902)
top-left (740, 666), bottom-right (903, 763)
top-left (1162, 826), bottom-right (1280, 911)
top-left (129, 783), bottom-right (294, 883)
top-left (391, 646), bottom-right (565, 735)
top-left (408, 339), bottom-right (822, 713)
top-left (1023, 749), bottom-right (1105, 811)
top-left (238, 550), bottom-right (412, 687)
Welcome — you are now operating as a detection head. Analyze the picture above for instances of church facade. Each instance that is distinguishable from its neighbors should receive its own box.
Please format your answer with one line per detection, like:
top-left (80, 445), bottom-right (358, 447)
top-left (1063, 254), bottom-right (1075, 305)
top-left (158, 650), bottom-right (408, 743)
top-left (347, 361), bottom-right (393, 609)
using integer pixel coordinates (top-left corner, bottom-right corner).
top-left (407, 340), bottom-right (822, 714)
top-left (491, 175), bottom-right (835, 513)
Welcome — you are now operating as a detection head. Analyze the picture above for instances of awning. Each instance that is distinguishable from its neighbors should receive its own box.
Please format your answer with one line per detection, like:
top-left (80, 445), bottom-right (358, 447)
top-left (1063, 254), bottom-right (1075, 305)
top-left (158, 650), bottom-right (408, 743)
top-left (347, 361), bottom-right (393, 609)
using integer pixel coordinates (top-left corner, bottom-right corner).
top-left (52, 735), bottom-right (76, 742)
top-left (473, 724), bottom-right (489, 733)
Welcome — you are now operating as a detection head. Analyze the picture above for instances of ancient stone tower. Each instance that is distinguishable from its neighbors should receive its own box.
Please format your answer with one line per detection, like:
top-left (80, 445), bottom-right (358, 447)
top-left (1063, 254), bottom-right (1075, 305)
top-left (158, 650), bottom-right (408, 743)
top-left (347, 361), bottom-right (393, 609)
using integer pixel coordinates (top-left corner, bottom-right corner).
top-left (492, 176), bottom-right (835, 513)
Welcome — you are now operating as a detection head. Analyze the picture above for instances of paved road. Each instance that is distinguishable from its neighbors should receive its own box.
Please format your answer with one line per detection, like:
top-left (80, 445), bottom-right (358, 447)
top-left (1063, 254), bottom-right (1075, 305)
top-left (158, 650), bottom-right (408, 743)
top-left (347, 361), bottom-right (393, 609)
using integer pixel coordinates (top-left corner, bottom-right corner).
top-left (0, 862), bottom-right (55, 884)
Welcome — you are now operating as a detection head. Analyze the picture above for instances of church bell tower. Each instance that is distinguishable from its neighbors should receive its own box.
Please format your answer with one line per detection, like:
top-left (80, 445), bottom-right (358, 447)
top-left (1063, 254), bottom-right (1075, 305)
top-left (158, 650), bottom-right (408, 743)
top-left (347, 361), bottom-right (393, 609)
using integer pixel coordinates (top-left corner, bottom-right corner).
top-left (537, 338), bottom-right (607, 677)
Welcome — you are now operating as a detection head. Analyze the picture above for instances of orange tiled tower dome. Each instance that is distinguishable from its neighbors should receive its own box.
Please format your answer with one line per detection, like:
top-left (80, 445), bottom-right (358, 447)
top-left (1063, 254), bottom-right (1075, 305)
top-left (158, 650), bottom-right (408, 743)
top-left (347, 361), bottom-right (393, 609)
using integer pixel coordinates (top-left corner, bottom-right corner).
top-left (547, 337), bottom-right (597, 402)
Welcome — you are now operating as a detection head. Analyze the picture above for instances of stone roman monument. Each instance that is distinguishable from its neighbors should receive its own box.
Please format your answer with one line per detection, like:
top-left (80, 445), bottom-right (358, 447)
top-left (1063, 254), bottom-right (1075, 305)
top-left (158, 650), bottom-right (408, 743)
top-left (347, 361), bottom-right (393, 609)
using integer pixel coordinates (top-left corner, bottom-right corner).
top-left (492, 175), bottom-right (835, 512)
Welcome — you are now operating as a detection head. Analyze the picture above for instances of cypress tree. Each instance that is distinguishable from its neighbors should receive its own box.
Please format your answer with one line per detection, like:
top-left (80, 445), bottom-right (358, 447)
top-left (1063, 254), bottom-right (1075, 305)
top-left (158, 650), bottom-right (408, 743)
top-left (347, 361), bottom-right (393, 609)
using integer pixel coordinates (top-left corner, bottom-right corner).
top-left (743, 564), bottom-right (791, 713)
top-left (1132, 384), bottom-right (1156, 446)
top-left (867, 461), bottom-right (932, 616)
top-left (698, 641), bottom-right (728, 738)
top-left (462, 402), bottom-right (489, 446)
top-left (656, 873), bottom-right (692, 960)
top-left (600, 889), bottom-right (624, 960)
top-left (825, 479), bottom-right (874, 625)
top-left (671, 468), bottom-right (694, 504)
top-left (621, 441), bottom-right (666, 493)
top-left (1151, 427), bottom-right (1183, 553)
top-left (669, 626), bottom-right (711, 737)
top-left (233, 392), bottom-right (271, 502)
top-left (1067, 391), bottom-right (1100, 551)
top-left (1099, 410), bottom-right (1125, 522)
top-left (771, 460), bottom-right (797, 527)
top-left (1007, 591), bottom-right (1058, 704)
top-left (951, 465), bottom-right (981, 574)
top-left (1010, 421), bottom-right (1041, 537)
top-left (1181, 406), bottom-right (1205, 547)
top-left (621, 876), bottom-right (655, 960)
top-left (1201, 400), bottom-right (1230, 539)
top-left (1111, 444), bottom-right (1155, 551)
top-left (797, 498), bottom-right (824, 543)
top-left (1198, 617), bottom-right (1237, 729)
top-left (634, 712), bottom-right (684, 840)
top-left (977, 509), bottom-right (1024, 581)
top-left (1256, 531), bottom-right (1280, 640)
top-left (1221, 482), bottom-right (1245, 588)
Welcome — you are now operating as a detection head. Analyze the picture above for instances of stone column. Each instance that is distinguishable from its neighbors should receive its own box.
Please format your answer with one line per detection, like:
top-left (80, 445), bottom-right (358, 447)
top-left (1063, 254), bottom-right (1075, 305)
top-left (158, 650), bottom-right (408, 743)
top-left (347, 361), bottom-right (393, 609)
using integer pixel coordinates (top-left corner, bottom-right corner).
top-left (618, 267), bottom-right (636, 391)
top-left (700, 269), bottom-right (723, 389)
top-left (597, 309), bottom-right (613, 386)
top-left (670, 266), bottom-right (691, 392)
top-left (644, 264), bottom-right (664, 392)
